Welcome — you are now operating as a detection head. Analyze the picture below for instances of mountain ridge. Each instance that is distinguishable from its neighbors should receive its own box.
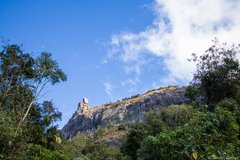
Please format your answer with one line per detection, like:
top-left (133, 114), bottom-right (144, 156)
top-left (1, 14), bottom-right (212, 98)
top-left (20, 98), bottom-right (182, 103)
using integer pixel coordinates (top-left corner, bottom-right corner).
top-left (61, 86), bottom-right (190, 139)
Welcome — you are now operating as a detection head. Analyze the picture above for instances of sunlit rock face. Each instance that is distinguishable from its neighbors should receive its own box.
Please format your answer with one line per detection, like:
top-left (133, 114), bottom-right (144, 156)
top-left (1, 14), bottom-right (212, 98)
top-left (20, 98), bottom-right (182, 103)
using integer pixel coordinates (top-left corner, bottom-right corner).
top-left (60, 86), bottom-right (190, 139)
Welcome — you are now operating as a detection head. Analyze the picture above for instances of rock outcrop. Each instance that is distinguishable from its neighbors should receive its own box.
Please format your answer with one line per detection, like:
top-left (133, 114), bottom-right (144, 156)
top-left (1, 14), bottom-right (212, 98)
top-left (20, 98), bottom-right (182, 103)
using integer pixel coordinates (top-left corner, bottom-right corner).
top-left (61, 86), bottom-right (190, 139)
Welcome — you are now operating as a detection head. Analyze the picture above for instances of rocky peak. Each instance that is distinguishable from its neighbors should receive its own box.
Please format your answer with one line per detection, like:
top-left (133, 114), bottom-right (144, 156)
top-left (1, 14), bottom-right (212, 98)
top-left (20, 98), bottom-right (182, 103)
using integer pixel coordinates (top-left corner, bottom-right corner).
top-left (77, 97), bottom-right (90, 114)
top-left (61, 86), bottom-right (190, 139)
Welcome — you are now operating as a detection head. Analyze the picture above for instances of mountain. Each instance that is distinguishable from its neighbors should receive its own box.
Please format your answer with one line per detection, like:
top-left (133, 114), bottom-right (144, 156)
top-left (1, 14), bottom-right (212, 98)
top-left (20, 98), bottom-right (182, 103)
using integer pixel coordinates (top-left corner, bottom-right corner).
top-left (61, 86), bottom-right (190, 139)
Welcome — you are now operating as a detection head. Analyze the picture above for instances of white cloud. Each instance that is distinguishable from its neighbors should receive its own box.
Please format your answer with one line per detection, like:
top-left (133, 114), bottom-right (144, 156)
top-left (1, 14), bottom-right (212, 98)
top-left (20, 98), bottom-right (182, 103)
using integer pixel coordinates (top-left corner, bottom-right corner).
top-left (122, 77), bottom-right (140, 86)
top-left (107, 0), bottom-right (240, 84)
top-left (103, 82), bottom-right (114, 98)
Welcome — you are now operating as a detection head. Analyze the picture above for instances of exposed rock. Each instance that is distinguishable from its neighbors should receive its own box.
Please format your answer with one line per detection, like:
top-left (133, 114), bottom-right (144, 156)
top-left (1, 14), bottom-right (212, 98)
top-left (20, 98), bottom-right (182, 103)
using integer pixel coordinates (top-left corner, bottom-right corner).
top-left (61, 86), bottom-right (190, 139)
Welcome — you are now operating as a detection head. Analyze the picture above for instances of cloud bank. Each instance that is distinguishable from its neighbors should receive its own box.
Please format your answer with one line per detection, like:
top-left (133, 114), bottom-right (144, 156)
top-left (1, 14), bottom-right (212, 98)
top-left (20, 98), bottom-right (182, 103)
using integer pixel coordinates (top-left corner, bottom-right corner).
top-left (107, 0), bottom-right (240, 85)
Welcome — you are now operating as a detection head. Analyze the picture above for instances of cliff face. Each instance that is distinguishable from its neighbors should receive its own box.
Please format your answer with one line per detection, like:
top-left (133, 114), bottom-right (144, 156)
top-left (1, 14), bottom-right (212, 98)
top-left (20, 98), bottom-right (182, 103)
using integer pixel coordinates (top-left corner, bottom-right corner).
top-left (61, 86), bottom-right (190, 139)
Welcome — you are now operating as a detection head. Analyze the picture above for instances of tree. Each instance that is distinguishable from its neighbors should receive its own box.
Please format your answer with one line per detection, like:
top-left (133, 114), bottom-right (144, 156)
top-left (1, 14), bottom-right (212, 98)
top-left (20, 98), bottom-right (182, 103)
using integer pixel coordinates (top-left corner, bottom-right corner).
top-left (0, 44), bottom-right (67, 159)
top-left (186, 39), bottom-right (240, 109)
top-left (159, 105), bottom-right (196, 128)
top-left (143, 111), bottom-right (165, 136)
top-left (121, 123), bottom-right (148, 160)
top-left (58, 134), bottom-right (89, 159)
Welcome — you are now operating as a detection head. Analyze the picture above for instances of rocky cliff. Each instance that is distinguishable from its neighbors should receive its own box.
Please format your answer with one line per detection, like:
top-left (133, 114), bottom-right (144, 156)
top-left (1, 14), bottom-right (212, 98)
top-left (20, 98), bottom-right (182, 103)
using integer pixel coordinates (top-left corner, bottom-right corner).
top-left (61, 86), bottom-right (190, 139)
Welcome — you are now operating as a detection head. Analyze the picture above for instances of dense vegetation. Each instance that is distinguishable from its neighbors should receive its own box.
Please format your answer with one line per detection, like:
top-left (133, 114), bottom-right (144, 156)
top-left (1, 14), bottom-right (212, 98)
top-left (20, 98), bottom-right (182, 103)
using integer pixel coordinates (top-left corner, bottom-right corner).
top-left (1, 40), bottom-right (240, 159)
top-left (0, 44), bottom-right (67, 159)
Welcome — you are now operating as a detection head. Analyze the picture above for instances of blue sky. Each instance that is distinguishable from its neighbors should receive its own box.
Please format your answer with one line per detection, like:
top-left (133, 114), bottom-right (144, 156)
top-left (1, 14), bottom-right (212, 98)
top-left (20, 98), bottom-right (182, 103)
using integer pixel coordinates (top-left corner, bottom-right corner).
top-left (1, 0), bottom-right (240, 128)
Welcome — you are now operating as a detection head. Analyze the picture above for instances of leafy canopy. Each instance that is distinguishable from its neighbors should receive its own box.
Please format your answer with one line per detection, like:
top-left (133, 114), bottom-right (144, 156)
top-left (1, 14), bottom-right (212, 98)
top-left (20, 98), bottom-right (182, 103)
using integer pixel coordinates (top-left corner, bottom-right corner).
top-left (0, 44), bottom-right (67, 159)
top-left (186, 39), bottom-right (240, 109)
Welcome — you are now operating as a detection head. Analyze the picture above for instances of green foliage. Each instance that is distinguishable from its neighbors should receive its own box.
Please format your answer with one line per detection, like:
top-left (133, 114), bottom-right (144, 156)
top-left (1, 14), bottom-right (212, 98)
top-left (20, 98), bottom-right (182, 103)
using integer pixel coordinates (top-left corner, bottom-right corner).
top-left (160, 105), bottom-right (196, 128)
top-left (216, 98), bottom-right (240, 113)
top-left (187, 40), bottom-right (240, 109)
top-left (0, 111), bottom-right (16, 158)
top-left (138, 129), bottom-right (190, 160)
top-left (21, 144), bottom-right (69, 160)
top-left (138, 103), bottom-right (240, 159)
top-left (58, 134), bottom-right (89, 159)
top-left (121, 123), bottom-right (148, 160)
top-left (0, 44), bottom-right (67, 159)
top-left (58, 133), bottom-right (124, 160)
top-left (143, 111), bottom-right (165, 135)
top-left (93, 126), bottom-right (106, 139)
top-left (83, 142), bottom-right (122, 160)
top-left (35, 52), bottom-right (67, 85)
top-left (121, 105), bottom-right (195, 160)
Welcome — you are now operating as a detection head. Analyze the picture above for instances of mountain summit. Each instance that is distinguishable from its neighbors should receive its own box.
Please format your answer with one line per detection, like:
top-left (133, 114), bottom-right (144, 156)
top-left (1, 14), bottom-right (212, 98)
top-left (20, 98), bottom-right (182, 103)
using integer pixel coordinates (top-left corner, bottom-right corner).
top-left (61, 86), bottom-right (190, 139)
